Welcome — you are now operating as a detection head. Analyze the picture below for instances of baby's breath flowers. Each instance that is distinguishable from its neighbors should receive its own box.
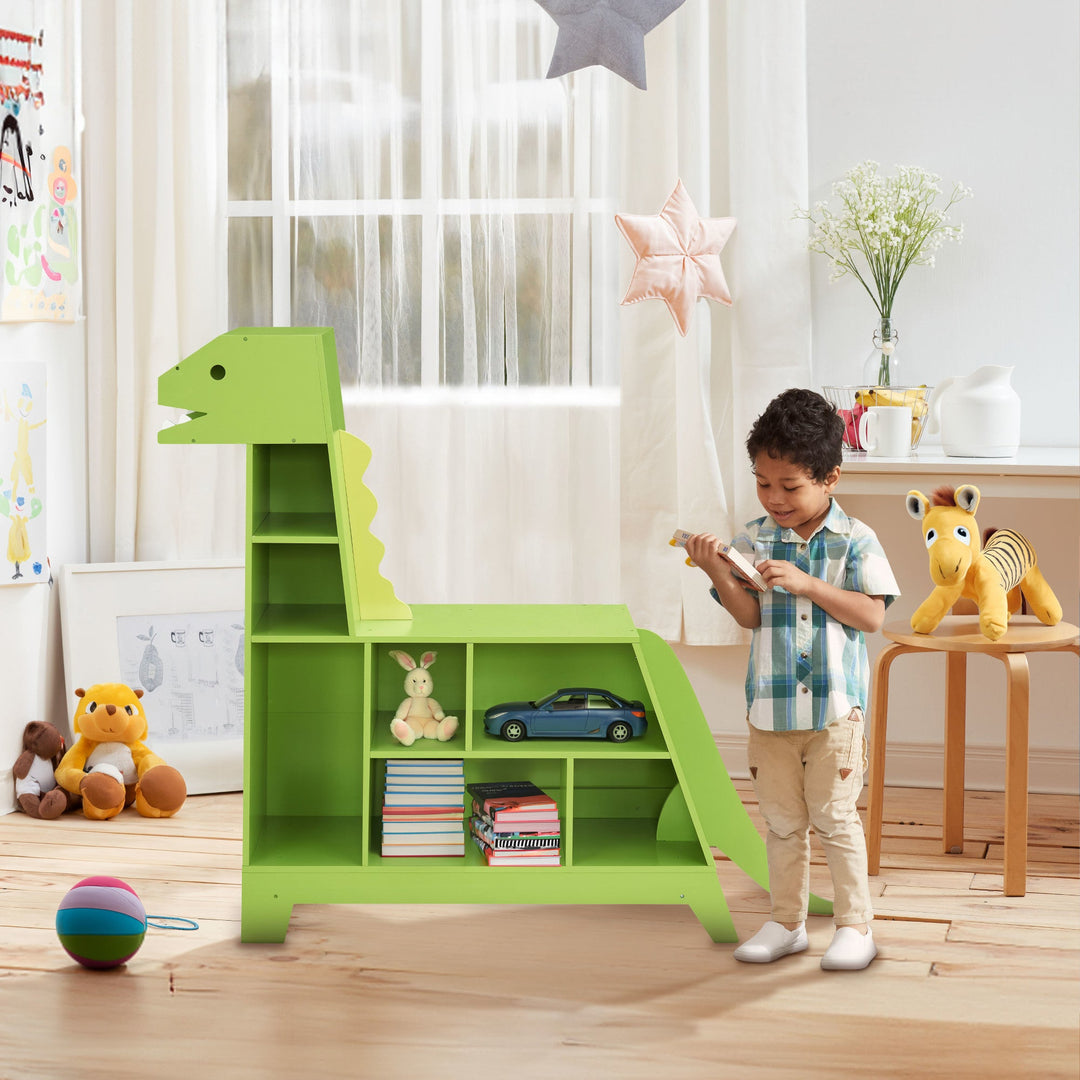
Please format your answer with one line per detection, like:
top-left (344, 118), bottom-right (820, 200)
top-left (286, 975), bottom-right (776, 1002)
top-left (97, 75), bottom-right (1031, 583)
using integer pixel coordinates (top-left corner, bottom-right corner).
top-left (797, 162), bottom-right (971, 384)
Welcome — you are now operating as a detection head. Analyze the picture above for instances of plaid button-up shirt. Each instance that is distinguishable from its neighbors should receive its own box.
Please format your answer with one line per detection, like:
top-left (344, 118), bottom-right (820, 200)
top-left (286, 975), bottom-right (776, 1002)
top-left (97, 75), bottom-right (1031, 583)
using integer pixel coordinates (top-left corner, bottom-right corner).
top-left (711, 499), bottom-right (900, 732)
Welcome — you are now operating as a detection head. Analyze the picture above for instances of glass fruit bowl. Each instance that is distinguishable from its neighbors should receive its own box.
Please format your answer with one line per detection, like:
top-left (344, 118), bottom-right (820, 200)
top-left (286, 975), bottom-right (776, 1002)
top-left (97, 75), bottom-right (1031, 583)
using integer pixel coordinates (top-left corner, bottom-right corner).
top-left (821, 385), bottom-right (934, 451)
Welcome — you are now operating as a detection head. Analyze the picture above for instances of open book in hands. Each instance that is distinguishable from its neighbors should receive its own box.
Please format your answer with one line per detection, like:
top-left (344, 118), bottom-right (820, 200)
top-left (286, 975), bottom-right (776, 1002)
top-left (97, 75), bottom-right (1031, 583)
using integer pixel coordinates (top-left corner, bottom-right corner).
top-left (670, 529), bottom-right (769, 592)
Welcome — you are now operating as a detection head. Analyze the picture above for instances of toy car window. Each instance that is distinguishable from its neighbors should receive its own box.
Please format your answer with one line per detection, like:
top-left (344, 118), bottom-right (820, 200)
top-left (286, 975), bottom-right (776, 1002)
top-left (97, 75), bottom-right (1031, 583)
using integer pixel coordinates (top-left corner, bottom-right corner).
top-left (588, 695), bottom-right (616, 709)
top-left (553, 695), bottom-right (586, 710)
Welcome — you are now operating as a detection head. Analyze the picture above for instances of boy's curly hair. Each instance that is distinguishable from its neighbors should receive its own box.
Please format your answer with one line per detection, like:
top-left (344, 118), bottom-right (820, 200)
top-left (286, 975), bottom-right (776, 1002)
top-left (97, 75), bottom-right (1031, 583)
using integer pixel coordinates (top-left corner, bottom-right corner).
top-left (745, 388), bottom-right (844, 481)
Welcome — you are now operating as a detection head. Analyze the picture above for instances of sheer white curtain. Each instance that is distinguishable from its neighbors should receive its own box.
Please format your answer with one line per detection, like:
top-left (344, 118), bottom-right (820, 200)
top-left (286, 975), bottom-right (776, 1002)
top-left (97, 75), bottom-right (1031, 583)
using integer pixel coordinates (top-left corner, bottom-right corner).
top-left (618, 1), bottom-right (811, 644)
top-left (281, 0), bottom-right (585, 390)
top-left (257, 0), bottom-right (621, 604)
top-left (83, 0), bottom-right (244, 563)
top-left (79, 0), bottom-right (808, 624)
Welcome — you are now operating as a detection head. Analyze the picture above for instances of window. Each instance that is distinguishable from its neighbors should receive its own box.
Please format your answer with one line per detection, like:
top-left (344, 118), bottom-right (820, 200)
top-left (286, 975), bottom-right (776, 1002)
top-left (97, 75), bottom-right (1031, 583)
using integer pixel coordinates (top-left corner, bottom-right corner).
top-left (225, 0), bottom-right (621, 391)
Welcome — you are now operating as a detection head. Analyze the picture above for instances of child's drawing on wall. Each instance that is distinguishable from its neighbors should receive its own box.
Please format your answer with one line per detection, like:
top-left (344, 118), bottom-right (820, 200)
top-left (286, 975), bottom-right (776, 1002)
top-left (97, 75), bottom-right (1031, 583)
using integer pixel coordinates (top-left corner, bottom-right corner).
top-left (116, 611), bottom-right (245, 745)
top-left (1, 13), bottom-right (80, 323)
top-left (0, 362), bottom-right (46, 582)
top-left (3, 144), bottom-right (78, 320)
top-left (0, 110), bottom-right (33, 204)
top-left (3, 490), bottom-right (41, 579)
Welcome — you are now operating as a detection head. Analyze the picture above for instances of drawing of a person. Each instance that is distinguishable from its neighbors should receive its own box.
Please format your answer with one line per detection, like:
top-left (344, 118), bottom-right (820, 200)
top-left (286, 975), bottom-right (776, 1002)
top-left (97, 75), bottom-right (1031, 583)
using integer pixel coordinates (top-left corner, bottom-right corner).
top-left (39, 147), bottom-right (77, 283)
top-left (4, 384), bottom-right (45, 501)
top-left (2, 489), bottom-right (42, 579)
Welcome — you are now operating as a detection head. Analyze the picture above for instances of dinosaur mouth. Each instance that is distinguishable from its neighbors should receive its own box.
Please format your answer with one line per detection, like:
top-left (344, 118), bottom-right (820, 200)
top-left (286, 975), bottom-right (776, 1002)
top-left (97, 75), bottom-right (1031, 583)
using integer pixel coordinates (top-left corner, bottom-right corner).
top-left (158, 407), bottom-right (208, 443)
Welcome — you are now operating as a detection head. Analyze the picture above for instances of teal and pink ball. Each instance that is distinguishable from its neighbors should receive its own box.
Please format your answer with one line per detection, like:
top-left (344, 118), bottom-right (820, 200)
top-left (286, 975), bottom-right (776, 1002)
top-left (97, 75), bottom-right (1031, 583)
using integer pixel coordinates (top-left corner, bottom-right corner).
top-left (56, 876), bottom-right (147, 969)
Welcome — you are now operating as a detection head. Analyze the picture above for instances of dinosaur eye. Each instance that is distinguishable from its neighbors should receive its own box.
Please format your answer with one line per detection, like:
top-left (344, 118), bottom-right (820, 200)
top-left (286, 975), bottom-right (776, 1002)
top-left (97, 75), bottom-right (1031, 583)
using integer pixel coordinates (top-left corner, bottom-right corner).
top-left (124, 705), bottom-right (134, 715)
top-left (924, 528), bottom-right (937, 549)
top-left (953, 526), bottom-right (971, 543)
top-left (87, 701), bottom-right (97, 713)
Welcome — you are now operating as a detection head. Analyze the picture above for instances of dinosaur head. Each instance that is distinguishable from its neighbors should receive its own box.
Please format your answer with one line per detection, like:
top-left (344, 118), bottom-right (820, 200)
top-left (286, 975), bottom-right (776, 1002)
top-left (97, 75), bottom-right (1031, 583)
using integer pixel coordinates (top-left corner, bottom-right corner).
top-left (158, 327), bottom-right (345, 445)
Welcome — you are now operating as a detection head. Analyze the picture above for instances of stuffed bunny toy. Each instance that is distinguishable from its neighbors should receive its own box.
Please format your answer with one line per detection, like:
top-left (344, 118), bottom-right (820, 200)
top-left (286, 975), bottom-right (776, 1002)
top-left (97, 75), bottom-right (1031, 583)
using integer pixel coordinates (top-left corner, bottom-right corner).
top-left (388, 650), bottom-right (458, 746)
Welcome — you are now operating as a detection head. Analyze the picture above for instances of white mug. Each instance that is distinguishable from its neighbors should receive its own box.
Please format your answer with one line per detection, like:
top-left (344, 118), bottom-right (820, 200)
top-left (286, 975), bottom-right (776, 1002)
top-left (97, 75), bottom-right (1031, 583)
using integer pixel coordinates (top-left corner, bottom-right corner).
top-left (858, 405), bottom-right (913, 457)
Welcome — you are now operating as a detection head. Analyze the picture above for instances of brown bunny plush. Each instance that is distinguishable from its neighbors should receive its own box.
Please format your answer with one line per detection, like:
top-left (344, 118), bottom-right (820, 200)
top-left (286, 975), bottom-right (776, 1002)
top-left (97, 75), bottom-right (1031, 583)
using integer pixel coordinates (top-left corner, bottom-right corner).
top-left (13, 721), bottom-right (79, 819)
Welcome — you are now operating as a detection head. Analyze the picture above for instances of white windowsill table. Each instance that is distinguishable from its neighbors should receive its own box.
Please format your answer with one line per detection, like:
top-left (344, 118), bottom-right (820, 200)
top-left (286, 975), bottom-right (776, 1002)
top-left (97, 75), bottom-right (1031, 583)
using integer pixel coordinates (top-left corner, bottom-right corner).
top-left (840, 446), bottom-right (1080, 499)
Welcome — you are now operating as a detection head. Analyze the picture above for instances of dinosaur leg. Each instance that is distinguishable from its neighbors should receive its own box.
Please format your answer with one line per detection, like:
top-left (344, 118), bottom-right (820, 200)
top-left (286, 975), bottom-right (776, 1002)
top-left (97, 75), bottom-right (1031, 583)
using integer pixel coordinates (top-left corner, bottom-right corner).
top-left (1019, 566), bottom-right (1063, 626)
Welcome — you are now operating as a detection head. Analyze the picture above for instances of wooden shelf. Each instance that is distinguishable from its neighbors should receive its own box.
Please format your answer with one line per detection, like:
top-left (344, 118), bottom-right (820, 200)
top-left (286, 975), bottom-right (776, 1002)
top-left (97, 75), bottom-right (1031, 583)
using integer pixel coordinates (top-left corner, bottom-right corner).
top-left (253, 511), bottom-right (339, 542)
top-left (251, 603), bottom-right (351, 640)
top-left (250, 815), bottom-right (365, 867)
top-left (467, 727), bottom-right (673, 758)
top-left (572, 820), bottom-right (704, 868)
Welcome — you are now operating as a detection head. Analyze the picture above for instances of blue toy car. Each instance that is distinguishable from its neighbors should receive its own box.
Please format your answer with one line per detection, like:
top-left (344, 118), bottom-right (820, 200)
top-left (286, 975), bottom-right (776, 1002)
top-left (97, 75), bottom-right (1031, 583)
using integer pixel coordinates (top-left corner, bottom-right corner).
top-left (483, 688), bottom-right (648, 743)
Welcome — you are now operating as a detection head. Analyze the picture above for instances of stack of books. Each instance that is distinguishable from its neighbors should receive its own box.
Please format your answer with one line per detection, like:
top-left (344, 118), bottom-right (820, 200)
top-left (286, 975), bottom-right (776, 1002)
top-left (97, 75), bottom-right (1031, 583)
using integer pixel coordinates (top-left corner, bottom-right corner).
top-left (466, 780), bottom-right (561, 867)
top-left (380, 758), bottom-right (465, 857)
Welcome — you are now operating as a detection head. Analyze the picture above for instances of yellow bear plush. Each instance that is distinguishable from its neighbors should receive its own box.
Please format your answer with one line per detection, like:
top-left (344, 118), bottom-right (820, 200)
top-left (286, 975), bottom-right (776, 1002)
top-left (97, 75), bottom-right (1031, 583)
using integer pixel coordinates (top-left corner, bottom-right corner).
top-left (55, 683), bottom-right (187, 821)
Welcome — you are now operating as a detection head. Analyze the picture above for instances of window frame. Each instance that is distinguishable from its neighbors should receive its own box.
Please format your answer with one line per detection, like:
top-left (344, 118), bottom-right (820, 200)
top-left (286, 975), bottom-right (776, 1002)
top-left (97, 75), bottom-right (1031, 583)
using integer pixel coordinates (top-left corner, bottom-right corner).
top-left (223, 0), bottom-right (620, 392)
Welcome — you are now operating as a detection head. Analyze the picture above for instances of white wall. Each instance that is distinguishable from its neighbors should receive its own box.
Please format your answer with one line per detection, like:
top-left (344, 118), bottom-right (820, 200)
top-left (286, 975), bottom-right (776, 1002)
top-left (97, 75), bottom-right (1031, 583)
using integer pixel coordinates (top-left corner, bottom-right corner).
top-left (806, 0), bottom-right (1079, 449)
top-left (685, 0), bottom-right (1079, 793)
top-left (0, 320), bottom-right (88, 809)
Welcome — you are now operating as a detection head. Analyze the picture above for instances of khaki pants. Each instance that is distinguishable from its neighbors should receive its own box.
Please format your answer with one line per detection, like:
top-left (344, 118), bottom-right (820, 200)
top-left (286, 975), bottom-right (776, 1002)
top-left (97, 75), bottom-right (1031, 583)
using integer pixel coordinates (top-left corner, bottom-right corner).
top-left (747, 711), bottom-right (873, 927)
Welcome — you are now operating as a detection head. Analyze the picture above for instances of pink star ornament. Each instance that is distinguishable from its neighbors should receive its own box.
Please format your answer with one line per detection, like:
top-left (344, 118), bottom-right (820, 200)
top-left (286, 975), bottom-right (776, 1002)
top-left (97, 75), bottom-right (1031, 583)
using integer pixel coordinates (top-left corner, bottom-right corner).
top-left (615, 180), bottom-right (736, 337)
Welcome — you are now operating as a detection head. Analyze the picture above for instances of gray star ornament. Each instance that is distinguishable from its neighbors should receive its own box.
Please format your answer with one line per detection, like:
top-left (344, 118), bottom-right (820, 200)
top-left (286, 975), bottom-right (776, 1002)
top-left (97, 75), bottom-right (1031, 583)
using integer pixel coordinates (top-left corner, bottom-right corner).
top-left (535, 0), bottom-right (688, 91)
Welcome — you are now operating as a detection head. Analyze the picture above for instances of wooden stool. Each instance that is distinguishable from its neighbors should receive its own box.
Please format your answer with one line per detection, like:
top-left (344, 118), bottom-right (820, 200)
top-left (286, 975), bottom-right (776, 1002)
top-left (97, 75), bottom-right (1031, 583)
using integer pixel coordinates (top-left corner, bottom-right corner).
top-left (866, 615), bottom-right (1079, 896)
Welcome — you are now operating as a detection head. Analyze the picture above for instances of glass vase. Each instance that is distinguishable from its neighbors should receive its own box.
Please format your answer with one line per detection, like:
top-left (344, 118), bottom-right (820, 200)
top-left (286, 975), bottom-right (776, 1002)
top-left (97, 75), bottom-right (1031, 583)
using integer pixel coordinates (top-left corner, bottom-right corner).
top-left (862, 317), bottom-right (899, 387)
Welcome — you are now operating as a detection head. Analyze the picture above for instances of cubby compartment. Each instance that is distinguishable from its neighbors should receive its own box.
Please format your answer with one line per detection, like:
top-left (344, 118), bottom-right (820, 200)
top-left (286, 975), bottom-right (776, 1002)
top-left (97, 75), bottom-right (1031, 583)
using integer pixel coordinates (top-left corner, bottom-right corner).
top-left (368, 641), bottom-right (468, 754)
top-left (470, 641), bottom-right (667, 755)
top-left (246, 642), bottom-right (366, 866)
top-left (472, 642), bottom-right (647, 708)
top-left (250, 442), bottom-right (338, 540)
top-left (249, 542), bottom-right (350, 638)
top-left (461, 757), bottom-right (568, 867)
top-left (570, 759), bottom-right (706, 868)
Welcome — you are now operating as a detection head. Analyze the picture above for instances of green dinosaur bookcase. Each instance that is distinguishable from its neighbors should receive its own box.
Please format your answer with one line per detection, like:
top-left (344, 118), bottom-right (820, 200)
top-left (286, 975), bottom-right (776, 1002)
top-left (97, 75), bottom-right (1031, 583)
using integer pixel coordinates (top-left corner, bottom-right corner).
top-left (159, 327), bottom-right (831, 943)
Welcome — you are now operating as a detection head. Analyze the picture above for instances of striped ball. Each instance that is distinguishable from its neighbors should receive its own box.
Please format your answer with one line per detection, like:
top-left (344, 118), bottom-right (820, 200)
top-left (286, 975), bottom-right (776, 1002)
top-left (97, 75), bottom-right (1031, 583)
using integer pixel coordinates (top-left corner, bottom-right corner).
top-left (56, 876), bottom-right (147, 969)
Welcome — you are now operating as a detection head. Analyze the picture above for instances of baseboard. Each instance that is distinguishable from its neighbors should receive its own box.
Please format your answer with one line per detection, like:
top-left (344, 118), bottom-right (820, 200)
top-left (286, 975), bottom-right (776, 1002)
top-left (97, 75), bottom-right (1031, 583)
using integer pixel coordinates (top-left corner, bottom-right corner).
top-left (0, 766), bottom-right (13, 814)
top-left (713, 734), bottom-right (1080, 796)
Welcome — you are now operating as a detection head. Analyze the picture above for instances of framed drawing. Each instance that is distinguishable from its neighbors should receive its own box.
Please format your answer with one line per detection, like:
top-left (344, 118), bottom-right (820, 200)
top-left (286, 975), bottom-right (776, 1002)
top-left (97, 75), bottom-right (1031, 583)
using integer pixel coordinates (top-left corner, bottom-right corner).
top-left (58, 560), bottom-right (245, 795)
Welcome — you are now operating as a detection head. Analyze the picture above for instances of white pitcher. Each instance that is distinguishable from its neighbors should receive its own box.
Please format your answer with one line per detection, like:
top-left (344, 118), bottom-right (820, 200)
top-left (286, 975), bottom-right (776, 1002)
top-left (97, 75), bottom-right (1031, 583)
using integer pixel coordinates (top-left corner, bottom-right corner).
top-left (926, 365), bottom-right (1021, 457)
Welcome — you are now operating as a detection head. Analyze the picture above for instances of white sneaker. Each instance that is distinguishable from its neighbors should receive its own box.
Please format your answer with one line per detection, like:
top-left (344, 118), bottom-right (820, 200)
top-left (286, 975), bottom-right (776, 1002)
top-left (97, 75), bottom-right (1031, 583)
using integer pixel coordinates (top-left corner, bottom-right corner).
top-left (821, 926), bottom-right (877, 971)
top-left (733, 920), bottom-right (809, 963)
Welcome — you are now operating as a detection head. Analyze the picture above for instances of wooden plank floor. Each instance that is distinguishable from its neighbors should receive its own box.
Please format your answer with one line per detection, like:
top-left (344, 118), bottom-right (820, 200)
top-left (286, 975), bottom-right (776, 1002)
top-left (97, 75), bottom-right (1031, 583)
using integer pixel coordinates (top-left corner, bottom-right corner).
top-left (1, 782), bottom-right (1077, 1080)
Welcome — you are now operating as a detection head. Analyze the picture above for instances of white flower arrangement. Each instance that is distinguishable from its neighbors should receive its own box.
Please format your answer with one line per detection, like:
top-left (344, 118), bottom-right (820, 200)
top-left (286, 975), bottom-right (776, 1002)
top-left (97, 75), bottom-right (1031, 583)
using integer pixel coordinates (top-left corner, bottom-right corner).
top-left (797, 161), bottom-right (972, 321)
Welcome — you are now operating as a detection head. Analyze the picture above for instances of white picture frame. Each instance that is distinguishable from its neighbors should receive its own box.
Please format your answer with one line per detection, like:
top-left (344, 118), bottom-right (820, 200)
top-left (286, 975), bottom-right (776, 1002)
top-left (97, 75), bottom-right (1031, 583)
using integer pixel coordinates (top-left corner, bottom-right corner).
top-left (58, 560), bottom-right (245, 795)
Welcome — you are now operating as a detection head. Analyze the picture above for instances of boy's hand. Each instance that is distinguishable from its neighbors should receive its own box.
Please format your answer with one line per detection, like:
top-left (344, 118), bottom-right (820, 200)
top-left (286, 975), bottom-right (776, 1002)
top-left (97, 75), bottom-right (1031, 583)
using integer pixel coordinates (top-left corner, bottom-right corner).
top-left (685, 533), bottom-right (760, 590)
top-left (684, 533), bottom-right (729, 578)
top-left (757, 559), bottom-right (814, 596)
top-left (685, 532), bottom-right (763, 629)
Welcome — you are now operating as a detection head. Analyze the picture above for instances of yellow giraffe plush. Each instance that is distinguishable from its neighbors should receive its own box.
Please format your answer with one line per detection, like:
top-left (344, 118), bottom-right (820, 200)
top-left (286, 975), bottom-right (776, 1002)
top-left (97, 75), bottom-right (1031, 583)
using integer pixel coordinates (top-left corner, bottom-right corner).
top-left (906, 485), bottom-right (1062, 641)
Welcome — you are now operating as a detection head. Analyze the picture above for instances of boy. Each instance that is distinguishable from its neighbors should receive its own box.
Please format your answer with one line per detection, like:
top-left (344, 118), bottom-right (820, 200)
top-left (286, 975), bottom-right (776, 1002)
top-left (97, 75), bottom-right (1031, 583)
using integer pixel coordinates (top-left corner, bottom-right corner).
top-left (685, 388), bottom-right (899, 971)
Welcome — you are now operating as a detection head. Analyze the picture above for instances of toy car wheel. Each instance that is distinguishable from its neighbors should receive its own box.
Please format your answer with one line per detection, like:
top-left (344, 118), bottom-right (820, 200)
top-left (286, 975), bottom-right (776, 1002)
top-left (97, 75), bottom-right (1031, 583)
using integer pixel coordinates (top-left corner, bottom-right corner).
top-left (607, 720), bottom-right (632, 743)
top-left (500, 719), bottom-right (527, 742)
